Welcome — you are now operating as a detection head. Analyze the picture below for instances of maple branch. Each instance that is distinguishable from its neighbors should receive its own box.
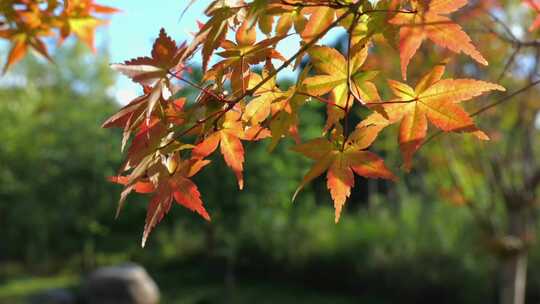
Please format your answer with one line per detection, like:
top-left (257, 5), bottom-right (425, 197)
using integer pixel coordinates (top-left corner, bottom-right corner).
top-left (279, 0), bottom-right (345, 9)
top-left (497, 46), bottom-right (521, 82)
top-left (511, 40), bottom-right (540, 48)
top-left (471, 80), bottom-right (540, 117)
top-left (362, 9), bottom-right (417, 15)
top-left (168, 72), bottom-right (234, 105)
top-left (296, 92), bottom-right (346, 111)
top-left (486, 11), bottom-right (517, 42)
top-left (343, 12), bottom-right (361, 149)
top-left (484, 16), bottom-right (540, 48)
top-left (241, 56), bottom-right (247, 96)
top-left (364, 99), bottom-right (416, 105)
top-left (162, 107), bottom-right (227, 149)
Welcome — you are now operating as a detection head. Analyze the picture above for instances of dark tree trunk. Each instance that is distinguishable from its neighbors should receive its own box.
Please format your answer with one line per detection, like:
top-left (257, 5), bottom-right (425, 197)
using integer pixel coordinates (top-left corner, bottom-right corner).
top-left (204, 222), bottom-right (216, 257)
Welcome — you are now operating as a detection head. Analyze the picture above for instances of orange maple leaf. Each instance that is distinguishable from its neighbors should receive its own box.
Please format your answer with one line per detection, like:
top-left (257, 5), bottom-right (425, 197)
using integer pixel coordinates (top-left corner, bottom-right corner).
top-left (525, 0), bottom-right (540, 31)
top-left (110, 155), bottom-right (211, 247)
top-left (389, 0), bottom-right (488, 79)
top-left (303, 45), bottom-right (381, 129)
top-left (301, 6), bottom-right (335, 41)
top-left (361, 63), bottom-right (505, 171)
top-left (211, 21), bottom-right (285, 96)
top-left (192, 110), bottom-right (247, 190)
top-left (110, 29), bottom-right (190, 125)
top-left (141, 157), bottom-right (211, 247)
top-left (1, 0), bottom-right (117, 72)
top-left (292, 126), bottom-right (396, 222)
top-left (111, 28), bottom-right (185, 85)
top-left (243, 68), bottom-right (289, 126)
top-left (61, 0), bottom-right (119, 51)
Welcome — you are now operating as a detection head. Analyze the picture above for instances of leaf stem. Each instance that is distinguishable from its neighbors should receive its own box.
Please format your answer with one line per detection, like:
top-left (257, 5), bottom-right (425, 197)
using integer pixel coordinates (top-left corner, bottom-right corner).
top-left (296, 92), bottom-right (346, 111)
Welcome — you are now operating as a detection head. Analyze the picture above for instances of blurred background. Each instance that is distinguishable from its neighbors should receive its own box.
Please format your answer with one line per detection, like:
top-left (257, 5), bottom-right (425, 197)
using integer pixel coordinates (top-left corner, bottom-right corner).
top-left (1, 1), bottom-right (540, 304)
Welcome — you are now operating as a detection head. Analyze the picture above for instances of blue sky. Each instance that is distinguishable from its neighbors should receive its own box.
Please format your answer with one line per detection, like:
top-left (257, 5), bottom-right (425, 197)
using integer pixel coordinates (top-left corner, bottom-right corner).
top-left (99, 1), bottom-right (208, 63)
top-left (97, 0), bottom-right (343, 104)
top-left (0, 2), bottom-right (210, 95)
top-left (0, 1), bottom-right (342, 102)
top-left (98, 0), bottom-right (210, 103)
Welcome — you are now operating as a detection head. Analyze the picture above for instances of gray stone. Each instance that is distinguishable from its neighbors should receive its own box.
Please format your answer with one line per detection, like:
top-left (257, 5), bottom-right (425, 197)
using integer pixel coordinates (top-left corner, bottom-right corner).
top-left (80, 263), bottom-right (160, 304)
top-left (29, 288), bottom-right (76, 304)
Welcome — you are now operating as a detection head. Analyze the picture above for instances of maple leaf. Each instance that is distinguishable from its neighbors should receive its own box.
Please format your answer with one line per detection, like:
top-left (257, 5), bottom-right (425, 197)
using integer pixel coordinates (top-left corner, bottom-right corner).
top-left (389, 0), bottom-right (488, 79)
top-left (525, 0), bottom-right (540, 31)
top-left (101, 91), bottom-right (152, 151)
top-left (243, 68), bottom-right (287, 126)
top-left (303, 45), bottom-right (380, 129)
top-left (110, 151), bottom-right (211, 247)
top-left (361, 63), bottom-right (505, 171)
top-left (61, 0), bottom-right (118, 51)
top-left (109, 176), bottom-right (155, 195)
top-left (0, 4), bottom-right (54, 73)
top-left (292, 125), bottom-right (396, 222)
top-left (2, 33), bottom-right (52, 74)
top-left (266, 67), bottom-right (311, 151)
top-left (354, 0), bottom-right (399, 46)
top-left (301, 6), bottom-right (335, 41)
top-left (245, 0), bottom-right (270, 28)
top-left (144, 156), bottom-right (211, 247)
top-left (192, 110), bottom-right (247, 190)
top-left (210, 23), bottom-right (285, 97)
top-left (269, 2), bottom-right (307, 36)
top-left (110, 29), bottom-right (189, 124)
top-left (197, 2), bottom-right (243, 71)
top-left (241, 65), bottom-right (308, 150)
top-left (111, 28), bottom-right (184, 84)
top-left (64, 0), bottom-right (120, 15)
top-left (124, 119), bottom-right (168, 178)
top-left (63, 18), bottom-right (105, 52)
top-left (0, 0), bottom-right (117, 72)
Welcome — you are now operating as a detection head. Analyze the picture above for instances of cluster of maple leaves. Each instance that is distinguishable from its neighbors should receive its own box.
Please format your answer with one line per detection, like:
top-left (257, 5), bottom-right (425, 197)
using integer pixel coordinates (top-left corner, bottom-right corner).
top-left (97, 0), bottom-right (519, 247)
top-left (6, 0), bottom-right (540, 247)
top-left (0, 0), bottom-right (117, 73)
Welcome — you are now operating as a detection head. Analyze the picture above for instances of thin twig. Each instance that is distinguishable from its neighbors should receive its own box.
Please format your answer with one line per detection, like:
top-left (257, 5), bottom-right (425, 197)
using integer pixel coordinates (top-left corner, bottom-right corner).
top-left (296, 91), bottom-right (346, 111)
top-left (497, 46), bottom-right (520, 82)
top-left (168, 72), bottom-right (234, 104)
top-left (343, 12), bottom-right (361, 149)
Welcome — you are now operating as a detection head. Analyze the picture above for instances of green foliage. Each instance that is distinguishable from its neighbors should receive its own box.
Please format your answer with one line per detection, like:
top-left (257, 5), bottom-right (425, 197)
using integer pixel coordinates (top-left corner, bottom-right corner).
top-left (0, 43), bottom-right (125, 265)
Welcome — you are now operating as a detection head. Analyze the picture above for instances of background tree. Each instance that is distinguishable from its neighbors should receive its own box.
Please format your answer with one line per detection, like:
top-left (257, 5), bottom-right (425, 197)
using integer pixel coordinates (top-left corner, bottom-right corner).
top-left (381, 2), bottom-right (540, 303)
top-left (0, 43), bottom-right (124, 268)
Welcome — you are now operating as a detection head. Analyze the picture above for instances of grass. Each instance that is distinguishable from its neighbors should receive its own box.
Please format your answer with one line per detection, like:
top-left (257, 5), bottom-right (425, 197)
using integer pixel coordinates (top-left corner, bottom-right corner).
top-left (160, 282), bottom-right (361, 304)
top-left (0, 274), bottom-right (79, 304)
top-left (0, 272), bottom-right (365, 304)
